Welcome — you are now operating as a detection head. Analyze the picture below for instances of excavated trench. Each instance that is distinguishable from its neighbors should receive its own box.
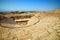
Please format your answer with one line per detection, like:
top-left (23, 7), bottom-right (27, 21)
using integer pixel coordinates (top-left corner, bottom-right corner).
top-left (0, 14), bottom-right (39, 28)
top-left (8, 14), bottom-right (40, 28)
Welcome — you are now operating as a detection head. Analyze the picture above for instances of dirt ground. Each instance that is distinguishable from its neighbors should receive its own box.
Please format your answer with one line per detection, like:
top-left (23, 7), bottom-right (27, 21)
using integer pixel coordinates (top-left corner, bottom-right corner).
top-left (0, 12), bottom-right (60, 40)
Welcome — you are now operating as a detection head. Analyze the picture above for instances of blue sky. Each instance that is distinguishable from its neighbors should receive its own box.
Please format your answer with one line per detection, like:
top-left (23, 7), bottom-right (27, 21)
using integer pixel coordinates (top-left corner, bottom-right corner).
top-left (0, 0), bottom-right (60, 12)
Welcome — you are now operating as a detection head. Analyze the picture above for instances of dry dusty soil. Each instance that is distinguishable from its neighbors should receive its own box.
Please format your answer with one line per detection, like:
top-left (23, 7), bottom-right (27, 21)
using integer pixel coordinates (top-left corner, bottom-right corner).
top-left (0, 13), bottom-right (60, 40)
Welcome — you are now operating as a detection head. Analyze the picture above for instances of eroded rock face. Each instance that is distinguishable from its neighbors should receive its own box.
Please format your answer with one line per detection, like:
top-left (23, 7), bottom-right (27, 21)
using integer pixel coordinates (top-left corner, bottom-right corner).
top-left (0, 13), bottom-right (60, 40)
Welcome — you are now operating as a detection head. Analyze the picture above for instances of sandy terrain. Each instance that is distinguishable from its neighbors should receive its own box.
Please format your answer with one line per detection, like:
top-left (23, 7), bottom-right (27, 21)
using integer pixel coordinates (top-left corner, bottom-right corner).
top-left (0, 11), bottom-right (60, 40)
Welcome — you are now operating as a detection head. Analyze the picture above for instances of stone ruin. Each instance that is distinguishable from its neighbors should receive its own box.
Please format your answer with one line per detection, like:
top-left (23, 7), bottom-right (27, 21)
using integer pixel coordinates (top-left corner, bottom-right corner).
top-left (9, 14), bottom-right (34, 25)
top-left (0, 14), bottom-right (39, 28)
